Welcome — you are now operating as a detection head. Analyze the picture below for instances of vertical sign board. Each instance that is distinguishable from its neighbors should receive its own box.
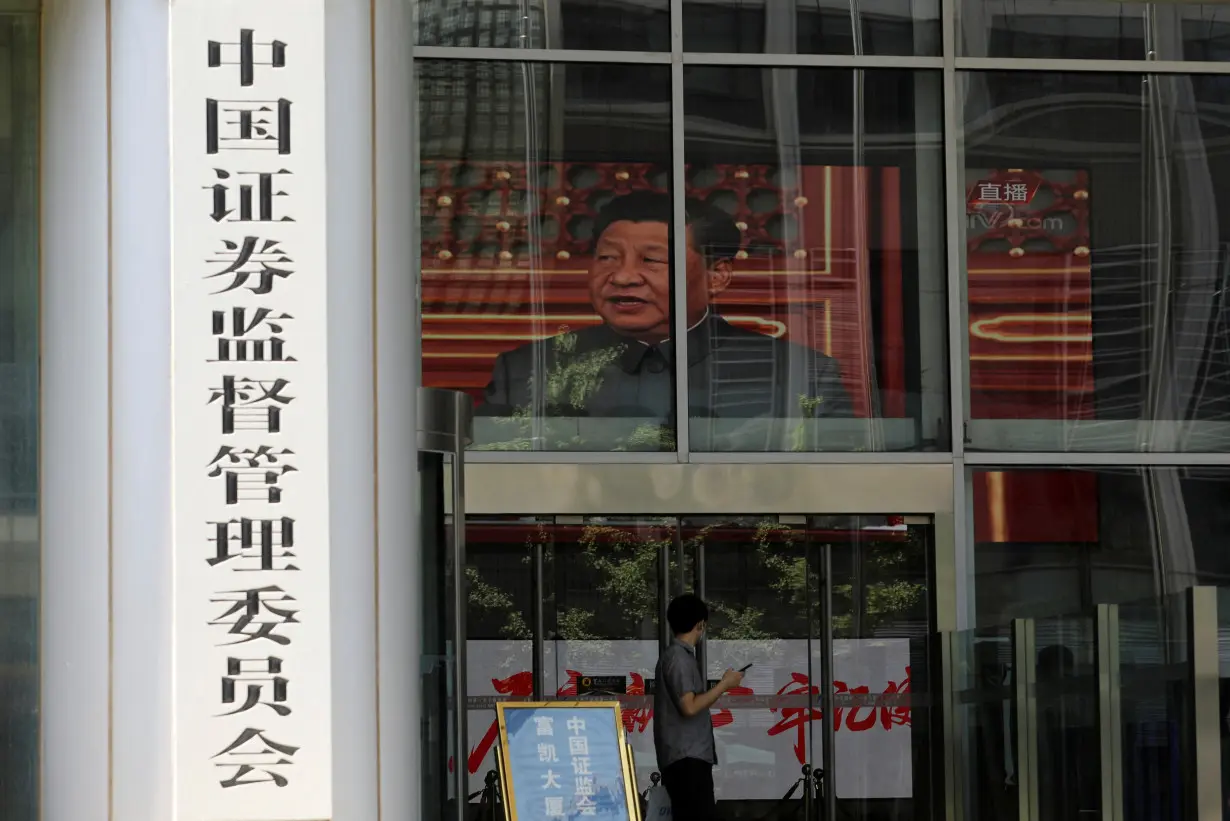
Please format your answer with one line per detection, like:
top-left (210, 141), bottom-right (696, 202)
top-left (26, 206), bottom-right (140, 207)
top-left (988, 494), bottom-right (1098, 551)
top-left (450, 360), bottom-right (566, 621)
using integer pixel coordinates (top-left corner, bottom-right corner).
top-left (497, 702), bottom-right (640, 821)
top-left (170, 1), bottom-right (332, 819)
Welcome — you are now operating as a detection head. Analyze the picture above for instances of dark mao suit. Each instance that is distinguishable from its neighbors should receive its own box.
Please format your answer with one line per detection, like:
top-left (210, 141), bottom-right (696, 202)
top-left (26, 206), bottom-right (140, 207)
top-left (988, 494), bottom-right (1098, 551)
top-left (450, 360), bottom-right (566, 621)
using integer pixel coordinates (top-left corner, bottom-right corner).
top-left (476, 314), bottom-right (852, 451)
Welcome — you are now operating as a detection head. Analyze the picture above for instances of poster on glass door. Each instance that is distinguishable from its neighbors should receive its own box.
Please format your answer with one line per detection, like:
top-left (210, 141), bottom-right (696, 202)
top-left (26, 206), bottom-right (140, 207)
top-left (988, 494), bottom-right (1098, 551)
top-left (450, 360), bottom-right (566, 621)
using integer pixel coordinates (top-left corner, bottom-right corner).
top-left (461, 639), bottom-right (913, 801)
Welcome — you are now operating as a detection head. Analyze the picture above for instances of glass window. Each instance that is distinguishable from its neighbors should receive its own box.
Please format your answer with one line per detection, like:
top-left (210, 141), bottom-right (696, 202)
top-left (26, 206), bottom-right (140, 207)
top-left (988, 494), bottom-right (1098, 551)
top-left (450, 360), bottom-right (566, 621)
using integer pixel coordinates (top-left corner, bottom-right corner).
top-left (964, 71), bottom-right (1230, 452)
top-left (683, 516), bottom-right (815, 809)
top-left (683, 515), bottom-right (936, 819)
top-left (419, 454), bottom-right (452, 816)
top-left (967, 468), bottom-right (1225, 821)
top-left (415, 0), bottom-right (670, 51)
top-left (959, 1), bottom-right (1230, 61)
top-left (459, 517), bottom-right (675, 803)
top-left (1116, 595), bottom-right (1192, 821)
top-left (970, 467), bottom-right (1230, 628)
top-left (0, 11), bottom-right (37, 821)
top-left (440, 514), bottom-right (939, 817)
top-left (682, 0), bottom-right (940, 56)
top-left (462, 518), bottom-right (538, 796)
top-left (417, 60), bottom-right (675, 452)
top-left (541, 518), bottom-right (672, 793)
top-left (822, 516), bottom-right (932, 821)
top-left (683, 67), bottom-right (948, 453)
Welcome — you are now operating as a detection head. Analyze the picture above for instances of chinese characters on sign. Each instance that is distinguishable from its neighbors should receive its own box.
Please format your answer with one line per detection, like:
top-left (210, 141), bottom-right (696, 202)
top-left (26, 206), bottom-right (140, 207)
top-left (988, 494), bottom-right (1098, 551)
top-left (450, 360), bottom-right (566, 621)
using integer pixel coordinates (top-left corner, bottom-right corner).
top-left (466, 640), bottom-right (915, 801)
top-left (536, 715), bottom-right (563, 817)
top-left (172, 2), bottom-right (330, 819)
top-left (967, 175), bottom-right (1041, 208)
top-left (567, 716), bottom-right (596, 816)
top-left (971, 181), bottom-right (1031, 204)
top-left (499, 704), bottom-right (634, 821)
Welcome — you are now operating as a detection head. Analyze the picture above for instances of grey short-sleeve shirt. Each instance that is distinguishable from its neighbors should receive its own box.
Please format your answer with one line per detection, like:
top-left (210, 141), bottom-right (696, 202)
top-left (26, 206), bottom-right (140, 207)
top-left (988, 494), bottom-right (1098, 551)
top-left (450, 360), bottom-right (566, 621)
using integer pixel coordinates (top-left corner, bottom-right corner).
top-left (653, 639), bottom-right (717, 768)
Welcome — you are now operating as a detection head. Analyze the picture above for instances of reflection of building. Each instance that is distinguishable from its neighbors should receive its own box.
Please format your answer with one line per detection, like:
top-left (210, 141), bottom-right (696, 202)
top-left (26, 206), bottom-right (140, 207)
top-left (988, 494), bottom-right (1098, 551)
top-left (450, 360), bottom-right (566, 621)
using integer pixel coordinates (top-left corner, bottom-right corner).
top-left (415, 0), bottom-right (545, 48)
top-left (17, 1), bottom-right (1230, 821)
top-left (417, 60), bottom-right (533, 158)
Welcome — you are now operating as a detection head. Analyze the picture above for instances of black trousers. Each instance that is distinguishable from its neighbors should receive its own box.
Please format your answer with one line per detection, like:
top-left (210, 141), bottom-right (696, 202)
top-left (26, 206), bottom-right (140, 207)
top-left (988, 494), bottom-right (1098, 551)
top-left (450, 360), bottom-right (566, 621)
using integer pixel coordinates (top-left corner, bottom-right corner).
top-left (661, 757), bottom-right (717, 821)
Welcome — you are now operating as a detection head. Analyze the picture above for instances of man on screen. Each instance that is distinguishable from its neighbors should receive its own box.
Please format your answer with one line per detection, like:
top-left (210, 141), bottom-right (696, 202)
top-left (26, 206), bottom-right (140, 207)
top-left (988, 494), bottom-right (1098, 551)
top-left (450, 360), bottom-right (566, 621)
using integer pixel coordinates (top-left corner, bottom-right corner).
top-left (476, 190), bottom-right (851, 446)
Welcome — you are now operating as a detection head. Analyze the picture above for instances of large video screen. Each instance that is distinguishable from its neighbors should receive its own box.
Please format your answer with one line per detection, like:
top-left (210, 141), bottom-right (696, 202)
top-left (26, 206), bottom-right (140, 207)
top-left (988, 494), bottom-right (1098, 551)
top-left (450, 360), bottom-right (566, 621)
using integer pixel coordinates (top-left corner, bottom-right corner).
top-left (967, 168), bottom-right (1093, 423)
top-left (967, 169), bottom-right (1101, 542)
top-left (420, 161), bottom-right (921, 452)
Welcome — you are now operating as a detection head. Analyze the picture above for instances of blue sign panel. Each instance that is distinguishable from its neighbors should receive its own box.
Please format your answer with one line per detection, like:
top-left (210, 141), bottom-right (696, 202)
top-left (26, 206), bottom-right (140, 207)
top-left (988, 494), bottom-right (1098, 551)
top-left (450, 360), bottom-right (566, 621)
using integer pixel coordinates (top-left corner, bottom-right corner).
top-left (499, 702), bottom-right (634, 821)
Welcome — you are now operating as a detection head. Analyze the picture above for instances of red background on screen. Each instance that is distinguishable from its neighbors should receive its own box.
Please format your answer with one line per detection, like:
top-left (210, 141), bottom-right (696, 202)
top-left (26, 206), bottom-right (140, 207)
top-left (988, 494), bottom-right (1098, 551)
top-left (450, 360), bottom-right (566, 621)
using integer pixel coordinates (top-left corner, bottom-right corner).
top-left (967, 169), bottom-right (1097, 545)
top-left (419, 162), bottom-right (1099, 546)
top-left (419, 162), bottom-right (906, 419)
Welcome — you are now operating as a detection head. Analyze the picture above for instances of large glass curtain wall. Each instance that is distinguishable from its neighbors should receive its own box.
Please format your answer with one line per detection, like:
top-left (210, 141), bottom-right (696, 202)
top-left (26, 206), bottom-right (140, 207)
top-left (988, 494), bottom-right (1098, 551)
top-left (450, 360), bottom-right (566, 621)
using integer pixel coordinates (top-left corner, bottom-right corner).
top-left (458, 515), bottom-right (937, 821)
top-left (412, 1), bottom-right (1230, 462)
top-left (415, 6), bottom-right (950, 456)
top-left (411, 1), bottom-right (1230, 819)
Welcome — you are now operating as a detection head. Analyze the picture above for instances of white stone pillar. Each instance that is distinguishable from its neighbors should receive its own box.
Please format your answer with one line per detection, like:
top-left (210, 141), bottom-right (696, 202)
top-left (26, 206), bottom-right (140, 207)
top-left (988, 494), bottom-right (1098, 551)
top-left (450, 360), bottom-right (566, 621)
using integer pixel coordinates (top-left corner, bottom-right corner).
top-left (373, 0), bottom-right (423, 815)
top-left (41, 1), bottom-right (111, 820)
top-left (110, 1), bottom-right (174, 820)
top-left (41, 0), bottom-right (389, 818)
top-left (323, 0), bottom-right (380, 817)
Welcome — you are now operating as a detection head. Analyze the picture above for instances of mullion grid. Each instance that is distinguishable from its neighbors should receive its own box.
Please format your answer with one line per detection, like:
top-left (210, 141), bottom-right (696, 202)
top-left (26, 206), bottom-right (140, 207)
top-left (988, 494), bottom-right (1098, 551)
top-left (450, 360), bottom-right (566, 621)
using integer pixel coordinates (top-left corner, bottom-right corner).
top-left (669, 0), bottom-right (690, 459)
top-left (412, 5), bottom-right (1230, 468)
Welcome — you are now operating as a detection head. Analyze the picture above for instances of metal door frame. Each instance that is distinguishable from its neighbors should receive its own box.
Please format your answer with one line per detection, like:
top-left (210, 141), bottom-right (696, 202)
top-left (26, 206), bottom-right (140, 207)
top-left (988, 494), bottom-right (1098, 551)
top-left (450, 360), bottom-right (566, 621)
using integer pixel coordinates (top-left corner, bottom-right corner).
top-left (456, 467), bottom-right (951, 819)
top-left (460, 462), bottom-right (958, 818)
top-left (667, 514), bottom-right (838, 816)
top-left (459, 460), bottom-right (963, 633)
top-left (419, 386), bottom-right (474, 821)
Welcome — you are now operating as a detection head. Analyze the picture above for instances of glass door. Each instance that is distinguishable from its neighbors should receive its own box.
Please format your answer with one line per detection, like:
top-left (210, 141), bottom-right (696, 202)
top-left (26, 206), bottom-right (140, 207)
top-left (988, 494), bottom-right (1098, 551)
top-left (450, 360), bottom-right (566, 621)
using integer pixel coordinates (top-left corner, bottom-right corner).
top-left (688, 514), bottom-right (936, 821)
top-left (420, 451), bottom-right (456, 820)
top-left (683, 515), bottom-right (819, 821)
top-left (450, 513), bottom-right (938, 820)
top-left (821, 516), bottom-right (934, 821)
top-left (541, 516), bottom-right (673, 789)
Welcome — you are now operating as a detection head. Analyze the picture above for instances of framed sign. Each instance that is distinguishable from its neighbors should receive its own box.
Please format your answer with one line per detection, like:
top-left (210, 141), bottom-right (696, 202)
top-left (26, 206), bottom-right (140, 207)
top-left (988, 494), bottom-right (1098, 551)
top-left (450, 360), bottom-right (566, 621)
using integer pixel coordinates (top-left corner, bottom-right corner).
top-left (497, 702), bottom-right (641, 821)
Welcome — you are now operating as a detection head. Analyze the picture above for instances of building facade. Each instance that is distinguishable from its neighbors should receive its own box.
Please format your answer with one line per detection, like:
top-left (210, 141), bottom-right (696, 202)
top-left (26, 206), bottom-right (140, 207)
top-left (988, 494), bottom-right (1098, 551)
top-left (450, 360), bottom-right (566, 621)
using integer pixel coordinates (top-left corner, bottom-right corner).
top-left (10, 0), bottom-right (1230, 819)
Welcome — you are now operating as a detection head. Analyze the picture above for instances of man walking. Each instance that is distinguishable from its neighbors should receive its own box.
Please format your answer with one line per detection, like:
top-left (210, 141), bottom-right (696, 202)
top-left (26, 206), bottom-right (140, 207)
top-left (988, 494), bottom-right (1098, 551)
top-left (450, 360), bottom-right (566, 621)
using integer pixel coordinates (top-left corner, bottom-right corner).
top-left (653, 594), bottom-right (744, 820)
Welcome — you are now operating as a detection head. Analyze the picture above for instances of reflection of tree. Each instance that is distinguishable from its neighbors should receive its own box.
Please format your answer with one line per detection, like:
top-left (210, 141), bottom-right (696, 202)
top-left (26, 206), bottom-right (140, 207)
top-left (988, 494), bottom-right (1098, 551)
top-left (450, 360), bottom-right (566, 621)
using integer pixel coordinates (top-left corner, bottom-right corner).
top-left (574, 525), bottom-right (664, 630)
top-left (464, 521), bottom-right (676, 645)
top-left (474, 412), bottom-right (674, 452)
top-left (465, 525), bottom-right (542, 642)
top-left (830, 526), bottom-right (928, 638)
top-left (548, 522), bottom-right (675, 676)
top-left (466, 565), bottom-right (532, 640)
top-left (464, 529), bottom-right (539, 681)
top-left (688, 520), bottom-right (812, 642)
top-left (554, 523), bottom-right (674, 644)
top-left (709, 603), bottom-right (774, 641)
top-left (556, 608), bottom-right (599, 641)
top-left (464, 518), bottom-right (928, 652)
top-left (790, 394), bottom-right (841, 452)
top-left (694, 519), bottom-right (927, 641)
top-left (471, 333), bottom-right (675, 452)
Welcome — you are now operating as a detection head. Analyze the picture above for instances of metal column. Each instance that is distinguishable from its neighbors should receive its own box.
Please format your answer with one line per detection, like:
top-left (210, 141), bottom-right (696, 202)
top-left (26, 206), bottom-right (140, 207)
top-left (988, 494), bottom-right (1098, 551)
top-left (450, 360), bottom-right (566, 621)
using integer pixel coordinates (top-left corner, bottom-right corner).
top-left (1187, 587), bottom-right (1222, 821)
top-left (1096, 603), bottom-right (1124, 821)
top-left (1013, 618), bottom-right (1039, 821)
top-left (418, 387), bottom-right (474, 821)
top-left (940, 630), bottom-right (965, 821)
